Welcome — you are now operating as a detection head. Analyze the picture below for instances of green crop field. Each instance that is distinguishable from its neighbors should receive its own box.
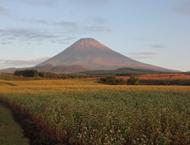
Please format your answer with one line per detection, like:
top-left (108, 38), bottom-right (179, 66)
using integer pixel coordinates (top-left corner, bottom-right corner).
top-left (0, 79), bottom-right (190, 145)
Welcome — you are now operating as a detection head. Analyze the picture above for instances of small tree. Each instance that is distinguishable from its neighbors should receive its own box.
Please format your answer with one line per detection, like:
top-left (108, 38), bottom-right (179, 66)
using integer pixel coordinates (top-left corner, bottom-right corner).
top-left (98, 76), bottom-right (127, 85)
top-left (14, 70), bottom-right (39, 77)
top-left (127, 75), bottom-right (139, 85)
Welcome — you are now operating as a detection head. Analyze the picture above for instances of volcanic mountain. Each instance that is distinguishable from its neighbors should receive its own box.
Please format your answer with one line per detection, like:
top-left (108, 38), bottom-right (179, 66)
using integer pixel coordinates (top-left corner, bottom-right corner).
top-left (37, 38), bottom-right (170, 73)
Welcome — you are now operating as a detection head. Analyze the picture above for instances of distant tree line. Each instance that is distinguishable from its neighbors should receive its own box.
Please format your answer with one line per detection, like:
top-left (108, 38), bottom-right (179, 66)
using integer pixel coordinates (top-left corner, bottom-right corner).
top-left (140, 79), bottom-right (190, 86)
top-left (98, 76), bottom-right (127, 85)
top-left (98, 76), bottom-right (139, 85)
top-left (14, 69), bottom-right (84, 79)
top-left (14, 70), bottom-right (190, 85)
top-left (98, 76), bottom-right (190, 86)
top-left (14, 70), bottom-right (38, 77)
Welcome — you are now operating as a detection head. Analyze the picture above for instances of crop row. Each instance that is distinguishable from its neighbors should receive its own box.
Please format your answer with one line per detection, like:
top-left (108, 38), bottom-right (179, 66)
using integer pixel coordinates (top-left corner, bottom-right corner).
top-left (0, 89), bottom-right (190, 145)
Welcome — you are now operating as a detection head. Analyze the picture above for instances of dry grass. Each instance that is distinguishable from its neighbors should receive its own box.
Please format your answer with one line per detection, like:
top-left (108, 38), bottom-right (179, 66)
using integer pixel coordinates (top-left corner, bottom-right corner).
top-left (0, 79), bottom-right (190, 145)
top-left (1, 79), bottom-right (190, 93)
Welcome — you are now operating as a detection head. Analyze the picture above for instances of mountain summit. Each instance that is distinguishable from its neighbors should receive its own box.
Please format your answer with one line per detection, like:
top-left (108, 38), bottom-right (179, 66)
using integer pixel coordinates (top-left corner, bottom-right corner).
top-left (38, 38), bottom-right (170, 73)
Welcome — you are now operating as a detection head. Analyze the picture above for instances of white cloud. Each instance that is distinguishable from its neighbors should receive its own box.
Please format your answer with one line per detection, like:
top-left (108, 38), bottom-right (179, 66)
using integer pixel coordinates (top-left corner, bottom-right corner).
top-left (0, 28), bottom-right (57, 40)
top-left (0, 57), bottom-right (49, 69)
top-left (128, 51), bottom-right (159, 59)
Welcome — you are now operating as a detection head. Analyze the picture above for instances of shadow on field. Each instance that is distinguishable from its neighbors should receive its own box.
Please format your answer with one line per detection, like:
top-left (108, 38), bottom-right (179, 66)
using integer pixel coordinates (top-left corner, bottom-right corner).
top-left (0, 101), bottom-right (68, 145)
top-left (0, 82), bottom-right (16, 86)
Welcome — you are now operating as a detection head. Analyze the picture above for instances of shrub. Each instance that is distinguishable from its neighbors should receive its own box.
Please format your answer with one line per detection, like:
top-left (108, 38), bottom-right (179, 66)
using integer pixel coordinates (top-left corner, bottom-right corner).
top-left (127, 75), bottom-right (139, 85)
top-left (14, 70), bottom-right (39, 77)
top-left (98, 76), bottom-right (127, 85)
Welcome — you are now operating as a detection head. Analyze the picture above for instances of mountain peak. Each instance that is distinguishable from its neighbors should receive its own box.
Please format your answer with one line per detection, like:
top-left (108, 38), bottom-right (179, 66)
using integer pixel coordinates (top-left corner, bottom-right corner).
top-left (38, 38), bottom-right (170, 73)
top-left (79, 38), bottom-right (96, 41)
top-left (68, 38), bottom-right (110, 51)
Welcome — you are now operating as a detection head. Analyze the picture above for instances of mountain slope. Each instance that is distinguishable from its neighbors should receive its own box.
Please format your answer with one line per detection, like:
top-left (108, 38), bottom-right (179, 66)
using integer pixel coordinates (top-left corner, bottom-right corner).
top-left (35, 64), bottom-right (86, 74)
top-left (79, 67), bottom-right (160, 76)
top-left (38, 38), bottom-right (170, 73)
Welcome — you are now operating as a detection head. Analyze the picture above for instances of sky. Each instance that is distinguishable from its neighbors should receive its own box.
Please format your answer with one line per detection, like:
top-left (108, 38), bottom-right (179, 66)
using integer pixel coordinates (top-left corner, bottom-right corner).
top-left (0, 0), bottom-right (189, 71)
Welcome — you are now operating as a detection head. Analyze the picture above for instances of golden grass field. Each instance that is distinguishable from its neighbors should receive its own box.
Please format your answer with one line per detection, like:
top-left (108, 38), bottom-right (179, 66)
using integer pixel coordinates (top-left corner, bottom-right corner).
top-left (1, 78), bottom-right (190, 93)
top-left (0, 78), bottom-right (190, 145)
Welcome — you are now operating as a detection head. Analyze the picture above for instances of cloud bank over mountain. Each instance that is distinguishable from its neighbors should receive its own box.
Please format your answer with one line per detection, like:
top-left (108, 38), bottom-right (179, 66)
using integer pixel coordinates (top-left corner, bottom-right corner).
top-left (0, 57), bottom-right (49, 69)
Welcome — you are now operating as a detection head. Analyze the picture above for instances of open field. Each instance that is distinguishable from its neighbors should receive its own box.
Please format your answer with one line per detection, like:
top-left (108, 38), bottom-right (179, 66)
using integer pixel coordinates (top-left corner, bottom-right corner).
top-left (118, 73), bottom-right (190, 81)
top-left (117, 73), bottom-right (190, 85)
top-left (138, 73), bottom-right (190, 80)
top-left (0, 79), bottom-right (190, 145)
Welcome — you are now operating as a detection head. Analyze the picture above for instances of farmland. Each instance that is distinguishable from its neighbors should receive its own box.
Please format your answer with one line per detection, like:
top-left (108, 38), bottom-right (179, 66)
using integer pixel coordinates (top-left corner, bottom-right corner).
top-left (117, 73), bottom-right (190, 85)
top-left (0, 79), bottom-right (190, 145)
top-left (118, 73), bottom-right (190, 81)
